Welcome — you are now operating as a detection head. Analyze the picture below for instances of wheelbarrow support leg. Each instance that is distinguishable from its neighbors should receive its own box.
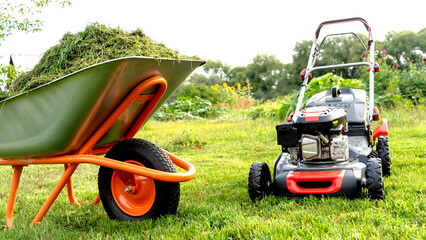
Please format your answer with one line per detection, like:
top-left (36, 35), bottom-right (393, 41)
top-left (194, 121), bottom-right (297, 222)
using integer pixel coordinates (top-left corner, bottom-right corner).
top-left (93, 194), bottom-right (101, 205)
top-left (6, 165), bottom-right (24, 229)
top-left (32, 163), bottom-right (79, 225)
top-left (64, 164), bottom-right (79, 205)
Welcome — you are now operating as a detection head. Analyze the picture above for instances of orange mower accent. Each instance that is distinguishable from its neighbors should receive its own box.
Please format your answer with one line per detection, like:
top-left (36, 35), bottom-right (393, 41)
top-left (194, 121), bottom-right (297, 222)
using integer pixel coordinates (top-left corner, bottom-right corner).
top-left (286, 170), bottom-right (346, 194)
top-left (373, 118), bottom-right (388, 142)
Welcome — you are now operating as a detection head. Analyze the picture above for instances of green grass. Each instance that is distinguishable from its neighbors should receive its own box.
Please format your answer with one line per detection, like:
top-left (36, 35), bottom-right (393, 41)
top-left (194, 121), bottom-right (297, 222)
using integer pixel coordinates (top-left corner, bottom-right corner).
top-left (0, 108), bottom-right (425, 239)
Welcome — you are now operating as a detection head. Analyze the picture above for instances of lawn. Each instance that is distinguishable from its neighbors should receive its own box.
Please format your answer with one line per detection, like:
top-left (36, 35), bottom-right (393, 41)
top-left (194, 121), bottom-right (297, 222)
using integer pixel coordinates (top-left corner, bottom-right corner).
top-left (0, 108), bottom-right (424, 239)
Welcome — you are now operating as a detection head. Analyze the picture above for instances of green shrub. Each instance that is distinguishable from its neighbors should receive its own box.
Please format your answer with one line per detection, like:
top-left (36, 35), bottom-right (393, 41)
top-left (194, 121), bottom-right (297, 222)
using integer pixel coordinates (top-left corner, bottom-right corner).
top-left (171, 83), bottom-right (240, 107)
top-left (247, 107), bottom-right (265, 120)
top-left (154, 97), bottom-right (227, 121)
top-left (249, 73), bottom-right (365, 120)
top-left (248, 102), bottom-right (281, 120)
top-left (304, 73), bottom-right (364, 101)
top-left (359, 55), bottom-right (425, 108)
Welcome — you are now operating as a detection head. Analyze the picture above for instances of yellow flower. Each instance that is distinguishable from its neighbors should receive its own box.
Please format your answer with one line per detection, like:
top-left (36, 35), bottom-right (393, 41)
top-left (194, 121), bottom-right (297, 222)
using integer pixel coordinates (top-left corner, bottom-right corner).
top-left (210, 86), bottom-right (214, 89)
top-left (230, 87), bottom-right (235, 92)
top-left (237, 83), bottom-right (241, 89)
top-left (214, 84), bottom-right (220, 89)
top-left (227, 87), bottom-right (231, 91)
top-left (243, 86), bottom-right (247, 91)
top-left (223, 83), bottom-right (227, 87)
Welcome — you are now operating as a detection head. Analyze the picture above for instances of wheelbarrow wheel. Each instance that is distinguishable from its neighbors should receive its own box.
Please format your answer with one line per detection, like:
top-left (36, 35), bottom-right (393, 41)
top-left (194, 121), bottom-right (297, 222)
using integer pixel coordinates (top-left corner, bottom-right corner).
top-left (98, 139), bottom-right (180, 221)
top-left (248, 162), bottom-right (271, 202)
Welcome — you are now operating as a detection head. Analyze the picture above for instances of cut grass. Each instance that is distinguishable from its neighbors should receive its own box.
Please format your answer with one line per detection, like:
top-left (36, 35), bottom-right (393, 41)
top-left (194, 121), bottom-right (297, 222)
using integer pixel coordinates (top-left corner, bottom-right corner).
top-left (0, 108), bottom-right (424, 239)
top-left (5, 23), bottom-right (198, 99)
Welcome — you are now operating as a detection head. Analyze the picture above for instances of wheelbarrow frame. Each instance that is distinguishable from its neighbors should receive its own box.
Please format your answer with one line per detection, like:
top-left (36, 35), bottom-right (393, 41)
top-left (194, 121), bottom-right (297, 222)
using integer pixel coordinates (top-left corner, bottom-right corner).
top-left (0, 76), bottom-right (196, 228)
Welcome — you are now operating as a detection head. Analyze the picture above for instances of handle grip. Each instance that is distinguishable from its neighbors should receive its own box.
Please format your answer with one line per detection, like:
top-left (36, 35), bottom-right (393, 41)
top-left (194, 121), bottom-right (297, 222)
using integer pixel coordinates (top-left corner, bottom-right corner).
top-left (315, 17), bottom-right (370, 39)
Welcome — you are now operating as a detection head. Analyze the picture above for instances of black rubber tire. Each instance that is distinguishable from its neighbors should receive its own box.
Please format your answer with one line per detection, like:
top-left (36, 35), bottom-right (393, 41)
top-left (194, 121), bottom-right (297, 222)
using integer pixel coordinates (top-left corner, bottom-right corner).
top-left (368, 150), bottom-right (378, 159)
top-left (365, 158), bottom-right (384, 200)
top-left (98, 139), bottom-right (180, 221)
top-left (248, 162), bottom-right (271, 202)
top-left (377, 136), bottom-right (391, 177)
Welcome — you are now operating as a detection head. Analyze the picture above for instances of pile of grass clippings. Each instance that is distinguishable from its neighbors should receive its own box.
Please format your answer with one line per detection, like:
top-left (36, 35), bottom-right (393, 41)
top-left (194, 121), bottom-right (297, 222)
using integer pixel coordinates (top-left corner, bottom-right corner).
top-left (6, 23), bottom-right (198, 98)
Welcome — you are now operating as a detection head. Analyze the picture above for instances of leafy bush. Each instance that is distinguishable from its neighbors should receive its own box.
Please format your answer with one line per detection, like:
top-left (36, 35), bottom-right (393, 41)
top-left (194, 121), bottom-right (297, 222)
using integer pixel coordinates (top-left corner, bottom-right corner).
top-left (171, 82), bottom-right (244, 108)
top-left (304, 73), bottom-right (364, 101)
top-left (0, 64), bottom-right (19, 87)
top-left (248, 102), bottom-right (282, 120)
top-left (359, 57), bottom-right (425, 108)
top-left (171, 83), bottom-right (235, 105)
top-left (154, 97), bottom-right (227, 121)
top-left (248, 73), bottom-right (365, 120)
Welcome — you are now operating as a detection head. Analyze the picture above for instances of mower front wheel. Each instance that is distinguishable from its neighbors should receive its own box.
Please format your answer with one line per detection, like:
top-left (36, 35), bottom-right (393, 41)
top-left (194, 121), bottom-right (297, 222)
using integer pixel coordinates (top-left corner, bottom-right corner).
top-left (365, 158), bottom-right (384, 200)
top-left (98, 139), bottom-right (180, 221)
top-left (248, 162), bottom-right (271, 202)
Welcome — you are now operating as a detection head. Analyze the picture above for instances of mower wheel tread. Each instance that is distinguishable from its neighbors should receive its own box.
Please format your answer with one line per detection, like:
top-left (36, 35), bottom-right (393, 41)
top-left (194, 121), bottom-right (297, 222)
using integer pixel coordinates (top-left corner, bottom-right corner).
top-left (377, 136), bottom-right (391, 176)
top-left (248, 162), bottom-right (271, 202)
top-left (365, 158), bottom-right (384, 200)
top-left (368, 150), bottom-right (378, 158)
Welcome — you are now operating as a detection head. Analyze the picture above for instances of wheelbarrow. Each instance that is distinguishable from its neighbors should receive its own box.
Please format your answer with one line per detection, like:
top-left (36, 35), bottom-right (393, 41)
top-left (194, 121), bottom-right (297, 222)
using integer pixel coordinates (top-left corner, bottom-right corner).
top-left (0, 56), bottom-right (205, 228)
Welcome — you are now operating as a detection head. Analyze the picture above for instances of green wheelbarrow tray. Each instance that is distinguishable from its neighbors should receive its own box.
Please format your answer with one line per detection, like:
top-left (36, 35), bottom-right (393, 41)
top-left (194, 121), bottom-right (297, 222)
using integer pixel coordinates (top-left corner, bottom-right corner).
top-left (0, 56), bottom-right (204, 228)
top-left (0, 56), bottom-right (204, 158)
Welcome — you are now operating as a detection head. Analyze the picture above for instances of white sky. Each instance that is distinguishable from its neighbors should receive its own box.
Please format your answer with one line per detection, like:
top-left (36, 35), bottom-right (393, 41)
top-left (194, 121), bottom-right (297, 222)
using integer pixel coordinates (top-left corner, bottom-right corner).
top-left (0, 0), bottom-right (425, 70)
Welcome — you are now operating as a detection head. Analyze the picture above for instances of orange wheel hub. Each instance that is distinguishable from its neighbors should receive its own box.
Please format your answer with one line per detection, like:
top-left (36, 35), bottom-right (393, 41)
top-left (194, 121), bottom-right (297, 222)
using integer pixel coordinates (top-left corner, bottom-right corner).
top-left (111, 160), bottom-right (156, 216)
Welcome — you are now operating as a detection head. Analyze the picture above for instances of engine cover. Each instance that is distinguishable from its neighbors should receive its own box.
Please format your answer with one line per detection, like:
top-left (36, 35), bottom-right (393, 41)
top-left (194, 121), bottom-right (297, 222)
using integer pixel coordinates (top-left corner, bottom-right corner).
top-left (276, 106), bottom-right (348, 149)
top-left (293, 106), bottom-right (347, 135)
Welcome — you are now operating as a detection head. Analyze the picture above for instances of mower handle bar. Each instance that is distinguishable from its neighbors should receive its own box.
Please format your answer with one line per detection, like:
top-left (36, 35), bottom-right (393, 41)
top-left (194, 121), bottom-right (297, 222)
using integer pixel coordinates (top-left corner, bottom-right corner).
top-left (294, 18), bottom-right (376, 122)
top-left (315, 17), bottom-right (371, 40)
top-left (319, 32), bottom-right (368, 52)
top-left (307, 62), bottom-right (372, 74)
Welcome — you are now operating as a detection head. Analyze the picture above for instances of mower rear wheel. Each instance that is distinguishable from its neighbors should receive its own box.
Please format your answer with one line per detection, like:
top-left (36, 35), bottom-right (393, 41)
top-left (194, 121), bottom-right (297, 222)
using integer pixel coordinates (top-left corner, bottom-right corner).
top-left (377, 136), bottom-right (391, 176)
top-left (98, 139), bottom-right (180, 221)
top-left (365, 158), bottom-right (384, 200)
top-left (248, 162), bottom-right (271, 202)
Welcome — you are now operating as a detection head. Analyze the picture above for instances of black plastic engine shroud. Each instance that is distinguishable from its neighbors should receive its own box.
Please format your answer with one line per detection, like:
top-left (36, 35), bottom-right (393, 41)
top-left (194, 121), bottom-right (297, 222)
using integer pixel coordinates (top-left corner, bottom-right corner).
top-left (276, 106), bottom-right (347, 147)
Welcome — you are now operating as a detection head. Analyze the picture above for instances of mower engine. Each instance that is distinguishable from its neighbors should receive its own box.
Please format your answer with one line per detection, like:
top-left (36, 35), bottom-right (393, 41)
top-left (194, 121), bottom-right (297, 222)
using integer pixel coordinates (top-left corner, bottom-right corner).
top-left (277, 106), bottom-right (349, 163)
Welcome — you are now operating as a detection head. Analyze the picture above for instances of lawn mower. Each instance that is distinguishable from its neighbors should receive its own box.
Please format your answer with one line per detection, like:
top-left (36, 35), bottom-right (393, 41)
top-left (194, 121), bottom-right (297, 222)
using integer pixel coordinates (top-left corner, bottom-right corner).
top-left (248, 17), bottom-right (391, 201)
top-left (0, 57), bottom-right (204, 228)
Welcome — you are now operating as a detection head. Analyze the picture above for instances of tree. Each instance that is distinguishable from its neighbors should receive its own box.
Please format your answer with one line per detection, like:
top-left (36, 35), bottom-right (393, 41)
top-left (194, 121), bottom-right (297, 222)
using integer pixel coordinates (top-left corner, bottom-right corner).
top-left (227, 66), bottom-right (248, 86)
top-left (383, 29), bottom-right (426, 67)
top-left (202, 60), bottom-right (231, 81)
top-left (187, 73), bottom-right (223, 86)
top-left (0, 0), bottom-right (71, 42)
top-left (285, 39), bottom-right (312, 89)
top-left (190, 29), bottom-right (425, 101)
top-left (243, 54), bottom-right (286, 99)
top-left (0, 0), bottom-right (71, 90)
top-left (317, 34), bottom-right (368, 78)
top-left (286, 34), bottom-right (370, 81)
